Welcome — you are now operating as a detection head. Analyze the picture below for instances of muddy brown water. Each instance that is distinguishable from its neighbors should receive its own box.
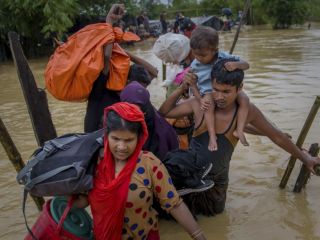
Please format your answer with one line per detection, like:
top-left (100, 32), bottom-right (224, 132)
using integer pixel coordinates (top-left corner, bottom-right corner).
top-left (0, 24), bottom-right (320, 239)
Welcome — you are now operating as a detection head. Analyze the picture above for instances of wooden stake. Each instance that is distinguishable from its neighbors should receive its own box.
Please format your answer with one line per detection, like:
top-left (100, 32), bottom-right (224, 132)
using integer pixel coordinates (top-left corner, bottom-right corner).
top-left (0, 117), bottom-right (44, 211)
top-left (8, 31), bottom-right (57, 146)
top-left (279, 96), bottom-right (320, 188)
top-left (293, 143), bottom-right (319, 193)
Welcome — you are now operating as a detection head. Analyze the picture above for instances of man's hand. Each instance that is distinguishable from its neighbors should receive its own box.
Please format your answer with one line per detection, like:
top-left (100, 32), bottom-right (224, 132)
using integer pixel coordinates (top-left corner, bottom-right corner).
top-left (183, 69), bottom-right (197, 87)
top-left (302, 150), bottom-right (320, 174)
top-left (106, 4), bottom-right (125, 24)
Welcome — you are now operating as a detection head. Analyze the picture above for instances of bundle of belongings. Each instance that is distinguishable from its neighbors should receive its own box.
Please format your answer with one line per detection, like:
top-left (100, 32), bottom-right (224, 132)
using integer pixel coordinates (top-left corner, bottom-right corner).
top-left (45, 23), bottom-right (140, 101)
top-left (162, 149), bottom-right (214, 196)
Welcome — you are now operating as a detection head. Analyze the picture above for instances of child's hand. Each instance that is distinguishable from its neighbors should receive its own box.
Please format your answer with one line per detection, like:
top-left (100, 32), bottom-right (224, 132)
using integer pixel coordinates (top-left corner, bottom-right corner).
top-left (224, 61), bottom-right (238, 71)
top-left (200, 97), bottom-right (211, 111)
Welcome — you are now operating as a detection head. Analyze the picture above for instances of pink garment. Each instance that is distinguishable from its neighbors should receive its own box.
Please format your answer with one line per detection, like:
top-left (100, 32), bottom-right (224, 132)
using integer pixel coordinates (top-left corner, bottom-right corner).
top-left (174, 67), bottom-right (190, 85)
top-left (147, 230), bottom-right (160, 240)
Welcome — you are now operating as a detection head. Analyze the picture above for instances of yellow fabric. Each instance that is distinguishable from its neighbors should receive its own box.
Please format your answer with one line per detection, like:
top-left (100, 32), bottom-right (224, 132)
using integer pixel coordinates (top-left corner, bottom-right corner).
top-left (122, 151), bottom-right (182, 239)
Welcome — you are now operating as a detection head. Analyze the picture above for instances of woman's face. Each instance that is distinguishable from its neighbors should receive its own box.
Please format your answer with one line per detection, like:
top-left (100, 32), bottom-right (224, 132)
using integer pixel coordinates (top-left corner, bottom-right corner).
top-left (108, 129), bottom-right (138, 162)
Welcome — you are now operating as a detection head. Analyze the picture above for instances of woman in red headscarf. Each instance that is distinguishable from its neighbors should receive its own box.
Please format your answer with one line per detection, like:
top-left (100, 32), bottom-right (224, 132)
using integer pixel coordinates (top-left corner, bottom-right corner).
top-left (74, 102), bottom-right (206, 240)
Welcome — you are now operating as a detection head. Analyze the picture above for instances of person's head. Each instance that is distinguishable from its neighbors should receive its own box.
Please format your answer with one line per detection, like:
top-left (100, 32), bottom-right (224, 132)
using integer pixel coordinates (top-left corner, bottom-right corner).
top-left (190, 26), bottom-right (219, 64)
top-left (104, 102), bottom-right (148, 161)
top-left (127, 64), bottom-right (152, 87)
top-left (152, 32), bottom-right (190, 64)
top-left (211, 59), bottom-right (244, 108)
top-left (120, 81), bottom-right (155, 127)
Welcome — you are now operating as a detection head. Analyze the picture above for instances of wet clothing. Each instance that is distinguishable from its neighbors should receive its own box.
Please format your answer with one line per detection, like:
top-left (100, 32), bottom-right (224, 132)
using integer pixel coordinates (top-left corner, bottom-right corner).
top-left (190, 51), bottom-right (240, 95)
top-left (120, 81), bottom-right (179, 161)
top-left (183, 105), bottom-right (238, 215)
top-left (84, 72), bottom-right (120, 132)
top-left (122, 151), bottom-right (181, 239)
top-left (45, 23), bottom-right (140, 101)
top-left (89, 102), bottom-right (149, 240)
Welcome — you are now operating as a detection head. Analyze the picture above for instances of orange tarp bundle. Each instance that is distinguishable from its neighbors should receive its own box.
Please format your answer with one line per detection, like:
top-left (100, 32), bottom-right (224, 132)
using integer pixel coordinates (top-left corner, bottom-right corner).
top-left (45, 23), bottom-right (140, 101)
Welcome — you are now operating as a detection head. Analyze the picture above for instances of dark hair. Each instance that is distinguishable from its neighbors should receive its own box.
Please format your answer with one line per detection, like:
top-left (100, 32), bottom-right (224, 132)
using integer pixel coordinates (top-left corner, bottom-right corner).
top-left (105, 110), bottom-right (142, 136)
top-left (190, 26), bottom-right (219, 50)
top-left (211, 59), bottom-right (244, 88)
top-left (127, 64), bottom-right (151, 87)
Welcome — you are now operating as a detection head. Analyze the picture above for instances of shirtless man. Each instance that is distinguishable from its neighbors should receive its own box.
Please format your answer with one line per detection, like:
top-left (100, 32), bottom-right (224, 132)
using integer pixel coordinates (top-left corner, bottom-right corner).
top-left (159, 59), bottom-right (320, 215)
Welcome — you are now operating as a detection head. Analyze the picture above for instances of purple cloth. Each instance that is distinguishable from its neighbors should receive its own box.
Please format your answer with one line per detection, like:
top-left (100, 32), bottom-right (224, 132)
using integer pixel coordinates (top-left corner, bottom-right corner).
top-left (120, 81), bottom-right (179, 160)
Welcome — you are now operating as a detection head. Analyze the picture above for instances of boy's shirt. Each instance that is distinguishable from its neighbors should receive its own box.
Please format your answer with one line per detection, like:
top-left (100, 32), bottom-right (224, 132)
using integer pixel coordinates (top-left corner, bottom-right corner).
top-left (191, 50), bottom-right (240, 95)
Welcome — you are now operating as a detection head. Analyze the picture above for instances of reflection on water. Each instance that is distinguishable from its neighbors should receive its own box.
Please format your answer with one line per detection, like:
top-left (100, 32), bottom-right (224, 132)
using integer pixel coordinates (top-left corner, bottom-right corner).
top-left (0, 24), bottom-right (320, 239)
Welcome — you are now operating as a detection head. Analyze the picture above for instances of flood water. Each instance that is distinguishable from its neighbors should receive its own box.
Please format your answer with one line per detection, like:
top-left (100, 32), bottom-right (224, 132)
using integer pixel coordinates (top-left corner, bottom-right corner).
top-left (1, 23), bottom-right (320, 239)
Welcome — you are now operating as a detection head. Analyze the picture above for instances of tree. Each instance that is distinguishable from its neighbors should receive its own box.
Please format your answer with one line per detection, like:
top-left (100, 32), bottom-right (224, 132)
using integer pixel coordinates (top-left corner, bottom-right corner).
top-left (261, 0), bottom-right (308, 29)
top-left (0, 0), bottom-right (80, 57)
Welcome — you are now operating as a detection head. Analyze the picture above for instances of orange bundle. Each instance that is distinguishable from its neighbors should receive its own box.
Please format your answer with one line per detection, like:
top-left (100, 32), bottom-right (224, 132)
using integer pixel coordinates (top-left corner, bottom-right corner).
top-left (45, 23), bottom-right (140, 101)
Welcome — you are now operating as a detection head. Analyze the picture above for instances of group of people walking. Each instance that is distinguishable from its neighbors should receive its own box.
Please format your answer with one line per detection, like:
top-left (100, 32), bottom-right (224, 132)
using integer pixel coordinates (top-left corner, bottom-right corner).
top-left (47, 4), bottom-right (320, 240)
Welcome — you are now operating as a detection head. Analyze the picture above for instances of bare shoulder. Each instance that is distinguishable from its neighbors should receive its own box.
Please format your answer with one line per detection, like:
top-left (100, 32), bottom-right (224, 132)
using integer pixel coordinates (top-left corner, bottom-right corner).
top-left (246, 102), bottom-right (265, 123)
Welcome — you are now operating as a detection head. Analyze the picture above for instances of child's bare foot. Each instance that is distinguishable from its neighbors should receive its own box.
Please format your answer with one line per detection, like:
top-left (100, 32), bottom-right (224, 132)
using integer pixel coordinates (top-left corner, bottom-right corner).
top-left (233, 130), bottom-right (249, 146)
top-left (208, 135), bottom-right (218, 151)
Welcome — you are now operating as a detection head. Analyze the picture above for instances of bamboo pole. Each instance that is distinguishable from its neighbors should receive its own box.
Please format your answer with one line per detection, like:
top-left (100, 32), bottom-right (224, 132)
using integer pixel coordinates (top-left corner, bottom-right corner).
top-left (0, 117), bottom-right (44, 210)
top-left (293, 143), bottom-right (319, 193)
top-left (229, 0), bottom-right (251, 54)
top-left (162, 62), bottom-right (166, 81)
top-left (279, 96), bottom-right (320, 189)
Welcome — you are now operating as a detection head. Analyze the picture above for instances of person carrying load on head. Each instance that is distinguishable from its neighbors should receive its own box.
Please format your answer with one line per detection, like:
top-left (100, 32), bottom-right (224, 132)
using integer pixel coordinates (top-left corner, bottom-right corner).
top-left (152, 32), bottom-right (195, 149)
top-left (45, 4), bottom-right (158, 133)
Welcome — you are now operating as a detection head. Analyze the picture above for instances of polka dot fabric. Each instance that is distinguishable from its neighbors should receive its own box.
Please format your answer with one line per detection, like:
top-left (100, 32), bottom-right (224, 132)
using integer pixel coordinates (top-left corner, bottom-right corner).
top-left (122, 151), bottom-right (182, 239)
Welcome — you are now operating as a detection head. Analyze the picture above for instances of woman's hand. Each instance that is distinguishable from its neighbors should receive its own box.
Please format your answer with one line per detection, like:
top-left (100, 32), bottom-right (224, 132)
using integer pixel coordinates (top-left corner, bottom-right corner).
top-left (106, 4), bottom-right (125, 24)
top-left (71, 194), bottom-right (89, 208)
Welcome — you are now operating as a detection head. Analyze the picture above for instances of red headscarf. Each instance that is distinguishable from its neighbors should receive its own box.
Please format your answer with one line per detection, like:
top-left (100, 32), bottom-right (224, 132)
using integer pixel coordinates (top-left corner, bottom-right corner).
top-left (88, 102), bottom-right (148, 240)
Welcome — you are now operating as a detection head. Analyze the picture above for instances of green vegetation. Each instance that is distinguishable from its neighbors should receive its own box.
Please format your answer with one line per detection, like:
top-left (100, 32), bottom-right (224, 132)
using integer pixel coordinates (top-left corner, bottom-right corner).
top-left (0, 0), bottom-right (320, 59)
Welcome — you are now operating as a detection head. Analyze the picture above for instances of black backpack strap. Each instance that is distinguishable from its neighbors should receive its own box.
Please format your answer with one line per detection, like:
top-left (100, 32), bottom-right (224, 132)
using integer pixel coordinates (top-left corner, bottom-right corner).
top-left (49, 135), bottom-right (80, 149)
top-left (17, 135), bottom-right (81, 185)
top-left (22, 189), bottom-right (38, 240)
top-left (25, 163), bottom-right (75, 190)
top-left (16, 143), bottom-right (56, 184)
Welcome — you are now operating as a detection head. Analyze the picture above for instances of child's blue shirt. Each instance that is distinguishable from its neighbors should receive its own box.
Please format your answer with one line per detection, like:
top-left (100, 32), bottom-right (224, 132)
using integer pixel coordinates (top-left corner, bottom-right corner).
top-left (190, 50), bottom-right (240, 95)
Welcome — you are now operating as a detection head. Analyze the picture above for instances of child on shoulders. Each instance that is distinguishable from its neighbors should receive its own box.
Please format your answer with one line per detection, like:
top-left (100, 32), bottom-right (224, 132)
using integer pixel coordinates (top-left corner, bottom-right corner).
top-left (189, 26), bottom-right (250, 151)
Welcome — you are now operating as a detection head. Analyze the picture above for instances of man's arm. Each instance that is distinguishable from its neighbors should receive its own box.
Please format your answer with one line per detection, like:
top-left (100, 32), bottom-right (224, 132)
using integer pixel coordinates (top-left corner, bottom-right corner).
top-left (102, 44), bottom-right (112, 76)
top-left (126, 51), bottom-right (158, 79)
top-left (247, 103), bottom-right (320, 172)
top-left (244, 124), bottom-right (264, 136)
top-left (102, 4), bottom-right (125, 75)
top-left (158, 85), bottom-right (194, 119)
